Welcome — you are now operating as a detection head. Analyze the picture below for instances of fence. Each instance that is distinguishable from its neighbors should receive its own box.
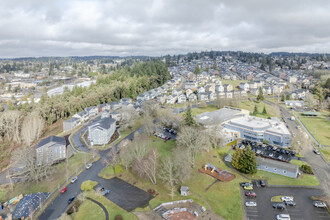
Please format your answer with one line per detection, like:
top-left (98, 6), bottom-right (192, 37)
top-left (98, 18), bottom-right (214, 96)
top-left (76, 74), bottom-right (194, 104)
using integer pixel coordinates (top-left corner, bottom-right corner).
top-left (30, 155), bottom-right (97, 220)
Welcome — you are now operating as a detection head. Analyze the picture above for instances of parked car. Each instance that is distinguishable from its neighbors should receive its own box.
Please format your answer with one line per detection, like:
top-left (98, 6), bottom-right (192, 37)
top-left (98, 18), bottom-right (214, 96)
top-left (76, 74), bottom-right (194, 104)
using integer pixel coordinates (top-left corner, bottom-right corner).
top-left (245, 191), bottom-right (257, 198)
top-left (273, 203), bottom-right (285, 210)
top-left (68, 196), bottom-right (75, 204)
top-left (276, 214), bottom-right (291, 220)
top-left (71, 177), bottom-right (78, 183)
top-left (313, 149), bottom-right (320, 155)
top-left (313, 201), bottom-right (327, 208)
top-left (240, 182), bottom-right (253, 187)
top-left (260, 180), bottom-right (266, 187)
top-left (60, 187), bottom-right (67, 194)
top-left (285, 201), bottom-right (296, 206)
top-left (281, 196), bottom-right (294, 202)
top-left (245, 201), bottom-right (257, 207)
top-left (244, 185), bottom-right (253, 190)
top-left (102, 190), bottom-right (110, 196)
top-left (86, 163), bottom-right (93, 169)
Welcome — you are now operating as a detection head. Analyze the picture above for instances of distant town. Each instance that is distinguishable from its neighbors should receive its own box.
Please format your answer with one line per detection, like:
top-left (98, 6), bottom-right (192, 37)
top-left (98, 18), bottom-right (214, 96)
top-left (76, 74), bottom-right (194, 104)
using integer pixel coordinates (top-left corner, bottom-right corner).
top-left (0, 51), bottom-right (329, 220)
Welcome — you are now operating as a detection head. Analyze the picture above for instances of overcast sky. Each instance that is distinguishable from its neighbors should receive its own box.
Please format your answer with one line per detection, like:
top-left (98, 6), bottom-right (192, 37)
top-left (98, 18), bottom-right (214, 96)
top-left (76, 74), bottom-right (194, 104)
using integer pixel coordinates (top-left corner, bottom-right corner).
top-left (1, 0), bottom-right (330, 58)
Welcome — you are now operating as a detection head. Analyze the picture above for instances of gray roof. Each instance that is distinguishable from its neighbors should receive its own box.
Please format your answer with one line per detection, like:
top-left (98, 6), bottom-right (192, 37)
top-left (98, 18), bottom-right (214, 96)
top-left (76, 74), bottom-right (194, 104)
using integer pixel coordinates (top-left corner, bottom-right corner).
top-left (13, 192), bottom-right (50, 219)
top-left (65, 117), bottom-right (80, 123)
top-left (89, 117), bottom-right (116, 130)
top-left (76, 110), bottom-right (87, 116)
top-left (36, 136), bottom-right (66, 149)
top-left (257, 157), bottom-right (298, 173)
top-left (195, 107), bottom-right (244, 126)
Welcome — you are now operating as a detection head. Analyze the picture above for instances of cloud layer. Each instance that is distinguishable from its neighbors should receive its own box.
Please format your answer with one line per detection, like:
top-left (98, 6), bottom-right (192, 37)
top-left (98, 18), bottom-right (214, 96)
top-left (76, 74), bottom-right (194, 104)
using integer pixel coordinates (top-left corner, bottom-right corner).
top-left (0, 0), bottom-right (329, 57)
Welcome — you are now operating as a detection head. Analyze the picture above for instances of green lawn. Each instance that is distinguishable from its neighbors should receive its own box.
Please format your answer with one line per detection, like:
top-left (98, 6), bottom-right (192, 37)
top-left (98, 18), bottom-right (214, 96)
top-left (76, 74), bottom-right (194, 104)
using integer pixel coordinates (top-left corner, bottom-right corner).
top-left (112, 118), bottom-right (142, 145)
top-left (189, 105), bottom-right (218, 116)
top-left (221, 80), bottom-right (249, 89)
top-left (248, 170), bottom-right (319, 186)
top-left (150, 138), bottom-right (176, 157)
top-left (238, 100), bottom-right (280, 118)
top-left (74, 191), bottom-right (137, 220)
top-left (299, 117), bottom-right (330, 146)
top-left (319, 148), bottom-right (330, 163)
top-left (290, 159), bottom-right (308, 167)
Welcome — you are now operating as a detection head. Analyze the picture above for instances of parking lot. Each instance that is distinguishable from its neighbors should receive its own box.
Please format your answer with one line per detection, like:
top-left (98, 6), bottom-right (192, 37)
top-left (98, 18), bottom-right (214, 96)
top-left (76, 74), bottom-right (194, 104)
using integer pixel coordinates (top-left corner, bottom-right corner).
top-left (242, 183), bottom-right (330, 220)
top-left (239, 140), bottom-right (296, 162)
top-left (97, 177), bottom-right (153, 212)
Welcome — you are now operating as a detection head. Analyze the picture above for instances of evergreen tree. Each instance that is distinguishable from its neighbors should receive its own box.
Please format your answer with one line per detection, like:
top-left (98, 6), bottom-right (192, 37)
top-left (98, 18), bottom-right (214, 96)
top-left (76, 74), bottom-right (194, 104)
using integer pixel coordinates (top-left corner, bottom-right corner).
top-left (232, 149), bottom-right (244, 170)
top-left (262, 106), bottom-right (267, 114)
top-left (183, 106), bottom-right (196, 126)
top-left (194, 64), bottom-right (200, 74)
top-left (286, 93), bottom-right (290, 100)
top-left (252, 105), bottom-right (258, 115)
top-left (281, 94), bottom-right (285, 102)
top-left (239, 147), bottom-right (257, 174)
top-left (257, 87), bottom-right (264, 101)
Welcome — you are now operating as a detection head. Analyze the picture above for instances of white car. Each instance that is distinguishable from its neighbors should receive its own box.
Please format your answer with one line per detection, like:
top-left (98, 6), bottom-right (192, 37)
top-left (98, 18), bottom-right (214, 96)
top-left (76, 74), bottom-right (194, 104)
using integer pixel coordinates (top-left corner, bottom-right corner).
top-left (276, 214), bottom-right (291, 220)
top-left (281, 196), bottom-right (294, 202)
top-left (86, 163), bottom-right (93, 169)
top-left (313, 201), bottom-right (327, 208)
top-left (71, 176), bottom-right (78, 183)
top-left (245, 201), bottom-right (257, 207)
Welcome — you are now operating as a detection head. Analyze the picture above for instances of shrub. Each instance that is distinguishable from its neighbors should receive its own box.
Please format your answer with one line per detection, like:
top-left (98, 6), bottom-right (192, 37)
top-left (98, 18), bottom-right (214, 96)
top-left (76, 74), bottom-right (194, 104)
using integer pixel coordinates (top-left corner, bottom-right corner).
top-left (114, 215), bottom-right (123, 220)
top-left (300, 164), bottom-right (313, 174)
top-left (81, 180), bottom-right (98, 191)
top-left (114, 164), bottom-right (123, 174)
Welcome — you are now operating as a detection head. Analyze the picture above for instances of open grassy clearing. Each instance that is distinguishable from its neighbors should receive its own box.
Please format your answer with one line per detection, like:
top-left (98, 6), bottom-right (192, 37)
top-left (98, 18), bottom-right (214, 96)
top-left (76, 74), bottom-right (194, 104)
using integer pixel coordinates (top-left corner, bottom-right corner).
top-left (319, 148), bottom-right (330, 163)
top-left (299, 117), bottom-right (330, 146)
top-left (112, 118), bottom-right (142, 145)
top-left (221, 80), bottom-right (249, 89)
top-left (74, 191), bottom-right (137, 220)
top-left (238, 100), bottom-right (281, 118)
top-left (189, 105), bottom-right (218, 116)
top-left (0, 152), bottom-right (94, 201)
top-left (290, 159), bottom-right (309, 167)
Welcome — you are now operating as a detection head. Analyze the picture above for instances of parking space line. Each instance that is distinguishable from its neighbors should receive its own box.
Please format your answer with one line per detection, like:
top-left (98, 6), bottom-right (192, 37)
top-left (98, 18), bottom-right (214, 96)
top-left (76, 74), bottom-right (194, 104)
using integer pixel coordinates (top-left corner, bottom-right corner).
top-left (246, 210), bottom-right (258, 212)
top-left (316, 210), bottom-right (328, 214)
top-left (317, 216), bottom-right (330, 219)
top-left (247, 214), bottom-right (259, 217)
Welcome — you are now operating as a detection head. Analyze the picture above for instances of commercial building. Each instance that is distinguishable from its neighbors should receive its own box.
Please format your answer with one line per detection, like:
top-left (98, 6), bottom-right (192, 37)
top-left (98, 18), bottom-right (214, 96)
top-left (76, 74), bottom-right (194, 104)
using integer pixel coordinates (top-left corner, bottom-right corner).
top-left (257, 157), bottom-right (298, 178)
top-left (88, 117), bottom-right (116, 146)
top-left (35, 136), bottom-right (67, 165)
top-left (223, 116), bottom-right (291, 147)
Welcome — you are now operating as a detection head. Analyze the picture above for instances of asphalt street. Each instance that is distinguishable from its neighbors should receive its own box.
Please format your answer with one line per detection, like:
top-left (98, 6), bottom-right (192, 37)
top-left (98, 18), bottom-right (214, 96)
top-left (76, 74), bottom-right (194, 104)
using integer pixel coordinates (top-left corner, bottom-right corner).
top-left (39, 128), bottom-right (139, 220)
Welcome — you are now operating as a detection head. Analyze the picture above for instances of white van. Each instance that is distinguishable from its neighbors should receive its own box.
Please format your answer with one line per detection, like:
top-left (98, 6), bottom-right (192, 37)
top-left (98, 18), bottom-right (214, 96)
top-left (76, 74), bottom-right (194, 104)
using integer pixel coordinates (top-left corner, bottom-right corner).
top-left (276, 214), bottom-right (291, 220)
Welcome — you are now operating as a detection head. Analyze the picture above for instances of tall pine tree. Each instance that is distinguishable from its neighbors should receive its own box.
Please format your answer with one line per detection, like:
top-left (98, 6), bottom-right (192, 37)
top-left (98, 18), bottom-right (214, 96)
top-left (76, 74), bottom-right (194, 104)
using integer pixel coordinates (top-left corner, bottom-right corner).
top-left (184, 106), bottom-right (196, 126)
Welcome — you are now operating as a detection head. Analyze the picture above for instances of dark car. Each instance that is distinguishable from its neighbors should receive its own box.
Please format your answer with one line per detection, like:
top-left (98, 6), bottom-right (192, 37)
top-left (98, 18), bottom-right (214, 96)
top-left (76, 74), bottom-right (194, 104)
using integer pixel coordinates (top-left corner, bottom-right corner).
top-left (260, 180), bottom-right (266, 187)
top-left (285, 201), bottom-right (297, 206)
top-left (280, 149), bottom-right (286, 154)
top-left (272, 203), bottom-right (285, 210)
top-left (68, 196), bottom-right (75, 204)
top-left (291, 151), bottom-right (296, 156)
top-left (285, 150), bottom-right (290, 154)
top-left (245, 191), bottom-right (257, 198)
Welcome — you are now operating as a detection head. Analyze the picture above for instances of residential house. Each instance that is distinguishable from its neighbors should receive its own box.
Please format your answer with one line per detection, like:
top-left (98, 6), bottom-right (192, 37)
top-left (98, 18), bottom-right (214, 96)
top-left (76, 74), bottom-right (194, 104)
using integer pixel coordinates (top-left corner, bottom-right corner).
top-left (248, 82), bottom-right (257, 90)
top-left (73, 110), bottom-right (88, 122)
top-left (271, 85), bottom-right (281, 94)
top-left (177, 94), bottom-right (187, 104)
top-left (156, 94), bottom-right (167, 104)
top-left (197, 86), bottom-right (206, 94)
top-left (284, 100), bottom-right (304, 107)
top-left (217, 92), bottom-right (226, 99)
top-left (88, 118), bottom-right (116, 146)
top-left (120, 98), bottom-right (132, 103)
top-left (233, 90), bottom-right (241, 98)
top-left (215, 85), bottom-right (224, 93)
top-left (287, 76), bottom-right (297, 84)
top-left (264, 86), bottom-right (272, 95)
top-left (166, 95), bottom-right (177, 104)
top-left (208, 92), bottom-right (216, 101)
top-left (223, 84), bottom-right (233, 92)
top-left (63, 117), bottom-right (81, 132)
top-left (205, 85), bottom-right (215, 93)
top-left (250, 88), bottom-right (259, 96)
top-left (188, 93), bottom-right (197, 102)
top-left (172, 89), bottom-right (182, 96)
top-left (36, 136), bottom-right (67, 165)
top-left (85, 106), bottom-right (98, 117)
top-left (109, 101), bottom-right (122, 110)
top-left (101, 110), bottom-right (110, 119)
top-left (180, 186), bottom-right (189, 196)
top-left (184, 81), bottom-right (197, 90)
top-left (239, 82), bottom-right (249, 91)
top-left (198, 92), bottom-right (209, 101)
top-left (257, 157), bottom-right (298, 178)
top-left (185, 89), bottom-right (193, 97)
top-left (98, 103), bottom-right (111, 112)
top-left (226, 92), bottom-right (233, 99)
top-left (240, 90), bottom-right (247, 97)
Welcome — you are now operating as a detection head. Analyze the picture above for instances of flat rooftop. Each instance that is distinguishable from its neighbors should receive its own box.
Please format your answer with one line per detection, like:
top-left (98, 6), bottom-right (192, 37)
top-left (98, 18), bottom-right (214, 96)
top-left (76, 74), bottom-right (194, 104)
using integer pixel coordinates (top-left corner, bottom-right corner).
top-left (195, 107), bottom-right (247, 126)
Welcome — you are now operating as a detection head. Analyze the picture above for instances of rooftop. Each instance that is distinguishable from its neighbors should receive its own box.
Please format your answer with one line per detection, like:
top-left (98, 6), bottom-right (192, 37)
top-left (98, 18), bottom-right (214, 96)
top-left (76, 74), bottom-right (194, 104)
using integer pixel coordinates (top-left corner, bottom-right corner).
top-left (257, 157), bottom-right (298, 173)
top-left (36, 136), bottom-right (66, 149)
top-left (195, 107), bottom-right (247, 126)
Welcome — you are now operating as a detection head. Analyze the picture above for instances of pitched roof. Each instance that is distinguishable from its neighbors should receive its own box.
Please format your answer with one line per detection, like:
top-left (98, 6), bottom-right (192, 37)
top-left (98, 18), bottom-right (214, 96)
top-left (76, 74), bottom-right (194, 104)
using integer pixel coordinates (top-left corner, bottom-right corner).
top-left (36, 136), bottom-right (66, 149)
top-left (257, 157), bottom-right (298, 173)
top-left (89, 117), bottom-right (116, 130)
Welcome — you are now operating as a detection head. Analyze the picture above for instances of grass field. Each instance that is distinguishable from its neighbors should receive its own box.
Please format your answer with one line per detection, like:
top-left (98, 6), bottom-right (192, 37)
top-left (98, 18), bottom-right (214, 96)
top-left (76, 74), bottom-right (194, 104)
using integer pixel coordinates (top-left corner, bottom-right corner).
top-left (238, 100), bottom-right (281, 118)
top-left (112, 118), bottom-right (142, 146)
top-left (299, 117), bottom-right (330, 146)
top-left (319, 148), bottom-right (330, 163)
top-left (221, 80), bottom-right (249, 89)
top-left (189, 105), bottom-right (218, 116)
top-left (74, 191), bottom-right (137, 220)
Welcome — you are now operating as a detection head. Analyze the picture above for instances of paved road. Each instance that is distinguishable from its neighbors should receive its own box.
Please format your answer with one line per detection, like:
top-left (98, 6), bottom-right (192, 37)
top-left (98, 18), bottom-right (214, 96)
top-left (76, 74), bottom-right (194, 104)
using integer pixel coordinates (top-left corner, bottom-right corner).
top-left (39, 128), bottom-right (139, 220)
top-left (266, 100), bottom-right (330, 199)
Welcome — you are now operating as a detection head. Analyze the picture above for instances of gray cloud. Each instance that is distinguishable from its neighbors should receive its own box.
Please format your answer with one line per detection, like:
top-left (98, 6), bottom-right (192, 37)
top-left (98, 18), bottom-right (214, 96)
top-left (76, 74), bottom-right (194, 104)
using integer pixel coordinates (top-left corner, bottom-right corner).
top-left (0, 0), bottom-right (329, 58)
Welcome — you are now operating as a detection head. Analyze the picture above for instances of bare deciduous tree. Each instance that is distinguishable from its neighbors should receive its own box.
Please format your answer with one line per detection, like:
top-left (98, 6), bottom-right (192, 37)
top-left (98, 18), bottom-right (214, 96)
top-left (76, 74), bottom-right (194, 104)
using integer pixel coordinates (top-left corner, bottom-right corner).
top-left (158, 108), bottom-right (181, 129)
top-left (158, 155), bottom-right (177, 199)
top-left (133, 148), bottom-right (158, 184)
top-left (21, 111), bottom-right (45, 146)
top-left (176, 126), bottom-right (211, 167)
top-left (119, 106), bottom-right (139, 130)
top-left (173, 147), bottom-right (192, 183)
top-left (11, 146), bottom-right (53, 182)
top-left (0, 110), bottom-right (22, 143)
top-left (142, 100), bottom-right (160, 117)
top-left (141, 114), bottom-right (154, 135)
